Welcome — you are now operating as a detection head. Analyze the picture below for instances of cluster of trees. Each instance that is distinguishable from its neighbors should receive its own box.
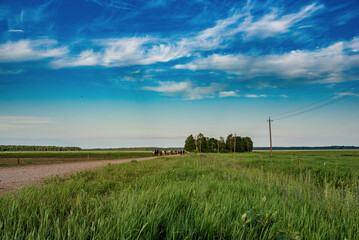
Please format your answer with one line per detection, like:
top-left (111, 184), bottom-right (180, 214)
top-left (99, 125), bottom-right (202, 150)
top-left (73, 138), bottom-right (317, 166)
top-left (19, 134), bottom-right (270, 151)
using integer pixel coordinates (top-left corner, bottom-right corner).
top-left (0, 145), bottom-right (82, 152)
top-left (184, 134), bottom-right (253, 153)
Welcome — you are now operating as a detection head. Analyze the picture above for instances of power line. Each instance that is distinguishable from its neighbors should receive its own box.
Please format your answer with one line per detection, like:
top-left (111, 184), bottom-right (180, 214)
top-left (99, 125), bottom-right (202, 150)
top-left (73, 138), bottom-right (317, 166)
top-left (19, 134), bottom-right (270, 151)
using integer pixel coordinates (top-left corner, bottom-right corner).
top-left (272, 83), bottom-right (359, 118)
top-left (272, 86), bottom-right (359, 121)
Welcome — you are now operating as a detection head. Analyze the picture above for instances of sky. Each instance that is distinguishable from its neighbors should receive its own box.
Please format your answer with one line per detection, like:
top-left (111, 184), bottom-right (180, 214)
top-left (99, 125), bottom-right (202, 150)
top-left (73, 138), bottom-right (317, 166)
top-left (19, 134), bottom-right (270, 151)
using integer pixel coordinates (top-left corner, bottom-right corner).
top-left (0, 0), bottom-right (359, 148)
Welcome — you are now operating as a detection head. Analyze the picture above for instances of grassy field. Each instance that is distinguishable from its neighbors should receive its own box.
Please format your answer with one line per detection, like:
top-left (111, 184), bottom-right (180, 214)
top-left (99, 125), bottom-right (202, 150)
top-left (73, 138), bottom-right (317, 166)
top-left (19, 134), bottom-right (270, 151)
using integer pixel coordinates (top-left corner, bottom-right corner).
top-left (1, 151), bottom-right (358, 239)
top-left (0, 151), bottom-right (154, 166)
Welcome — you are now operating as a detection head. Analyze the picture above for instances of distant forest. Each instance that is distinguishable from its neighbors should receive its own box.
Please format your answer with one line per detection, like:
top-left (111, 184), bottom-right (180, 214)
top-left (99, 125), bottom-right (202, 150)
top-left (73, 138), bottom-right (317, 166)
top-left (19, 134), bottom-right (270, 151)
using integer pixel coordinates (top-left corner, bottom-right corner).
top-left (254, 146), bottom-right (359, 150)
top-left (0, 145), bottom-right (82, 152)
top-left (86, 147), bottom-right (184, 151)
top-left (0, 146), bottom-right (184, 152)
top-left (184, 133), bottom-right (253, 153)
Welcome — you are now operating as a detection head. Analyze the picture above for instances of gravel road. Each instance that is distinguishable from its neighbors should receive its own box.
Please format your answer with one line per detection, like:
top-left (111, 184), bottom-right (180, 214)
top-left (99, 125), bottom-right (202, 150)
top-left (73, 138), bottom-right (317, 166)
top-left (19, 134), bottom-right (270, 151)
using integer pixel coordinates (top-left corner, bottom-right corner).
top-left (0, 156), bottom-right (170, 195)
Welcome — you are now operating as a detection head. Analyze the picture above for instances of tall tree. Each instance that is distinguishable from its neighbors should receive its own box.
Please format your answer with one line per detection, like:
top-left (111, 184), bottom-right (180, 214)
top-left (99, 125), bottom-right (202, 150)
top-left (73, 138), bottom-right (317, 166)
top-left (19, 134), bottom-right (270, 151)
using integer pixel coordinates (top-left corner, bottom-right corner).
top-left (243, 137), bottom-right (253, 152)
top-left (226, 134), bottom-right (234, 152)
top-left (197, 133), bottom-right (208, 153)
top-left (207, 138), bottom-right (218, 152)
top-left (219, 137), bottom-right (226, 152)
top-left (234, 136), bottom-right (245, 152)
top-left (184, 135), bottom-right (196, 152)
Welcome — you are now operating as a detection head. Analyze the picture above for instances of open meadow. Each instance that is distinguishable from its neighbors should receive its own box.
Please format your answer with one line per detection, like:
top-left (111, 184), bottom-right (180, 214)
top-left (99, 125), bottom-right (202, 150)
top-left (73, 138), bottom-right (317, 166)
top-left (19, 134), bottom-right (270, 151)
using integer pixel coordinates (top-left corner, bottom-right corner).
top-left (0, 151), bottom-right (154, 166)
top-left (1, 150), bottom-right (358, 239)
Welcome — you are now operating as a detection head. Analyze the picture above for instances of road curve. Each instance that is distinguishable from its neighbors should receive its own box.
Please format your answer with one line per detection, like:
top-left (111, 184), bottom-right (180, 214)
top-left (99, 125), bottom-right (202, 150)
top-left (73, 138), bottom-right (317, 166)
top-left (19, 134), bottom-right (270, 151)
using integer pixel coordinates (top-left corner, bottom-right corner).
top-left (0, 156), bottom-right (174, 195)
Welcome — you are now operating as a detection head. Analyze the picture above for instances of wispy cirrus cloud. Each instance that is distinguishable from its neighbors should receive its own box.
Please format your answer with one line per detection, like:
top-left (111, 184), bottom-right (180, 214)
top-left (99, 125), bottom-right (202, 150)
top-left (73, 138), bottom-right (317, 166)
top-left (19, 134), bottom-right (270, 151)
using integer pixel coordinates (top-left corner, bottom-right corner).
top-left (143, 81), bottom-right (225, 100)
top-left (2, 1), bottom-right (55, 34)
top-left (0, 68), bottom-right (23, 75)
top-left (334, 91), bottom-right (359, 99)
top-left (143, 83), bottom-right (272, 100)
top-left (48, 2), bottom-right (325, 68)
top-left (234, 3), bottom-right (323, 39)
top-left (50, 37), bottom-right (190, 68)
top-left (51, 49), bottom-right (100, 68)
top-left (86, 0), bottom-right (134, 9)
top-left (0, 2), bottom-right (325, 69)
top-left (143, 81), bottom-right (189, 93)
top-left (8, 29), bottom-right (24, 33)
top-left (174, 37), bottom-right (359, 85)
top-left (48, 12), bottom-right (242, 69)
top-left (0, 39), bottom-right (68, 62)
top-left (219, 91), bottom-right (240, 97)
top-left (50, 14), bottom-right (245, 69)
top-left (245, 94), bottom-right (267, 98)
top-left (0, 116), bottom-right (53, 131)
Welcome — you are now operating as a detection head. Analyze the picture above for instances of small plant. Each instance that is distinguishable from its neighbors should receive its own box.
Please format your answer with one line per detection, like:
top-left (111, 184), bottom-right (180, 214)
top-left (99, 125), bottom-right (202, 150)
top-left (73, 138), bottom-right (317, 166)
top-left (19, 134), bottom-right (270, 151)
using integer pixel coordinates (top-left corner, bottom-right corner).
top-left (240, 207), bottom-right (278, 236)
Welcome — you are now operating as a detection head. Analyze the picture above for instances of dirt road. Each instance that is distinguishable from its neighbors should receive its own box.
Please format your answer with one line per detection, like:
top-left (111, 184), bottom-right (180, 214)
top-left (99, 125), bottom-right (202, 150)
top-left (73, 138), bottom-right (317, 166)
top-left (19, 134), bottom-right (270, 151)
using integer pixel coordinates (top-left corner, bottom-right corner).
top-left (0, 156), bottom-right (171, 195)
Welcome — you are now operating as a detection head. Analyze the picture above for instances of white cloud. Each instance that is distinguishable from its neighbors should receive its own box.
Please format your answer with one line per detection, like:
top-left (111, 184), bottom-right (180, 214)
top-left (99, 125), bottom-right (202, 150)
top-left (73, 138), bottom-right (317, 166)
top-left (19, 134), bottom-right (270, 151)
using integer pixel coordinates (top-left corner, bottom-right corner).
top-left (174, 37), bottom-right (359, 84)
top-left (48, 11), bottom-right (250, 69)
top-left (183, 13), bottom-right (243, 50)
top-left (143, 81), bottom-right (224, 100)
top-left (187, 82), bottom-right (224, 100)
top-left (86, 0), bottom-right (133, 9)
top-left (0, 116), bottom-right (53, 131)
top-left (143, 81), bottom-right (190, 93)
top-left (0, 39), bottom-right (68, 62)
top-left (181, 2), bottom-right (323, 42)
top-left (0, 69), bottom-right (23, 75)
top-left (0, 2), bottom-right (333, 74)
top-left (51, 49), bottom-right (100, 68)
top-left (42, 2), bottom-right (323, 69)
top-left (219, 91), bottom-right (240, 97)
top-left (232, 3), bottom-right (323, 39)
top-left (336, 10), bottom-right (359, 25)
top-left (51, 18), bottom-right (242, 69)
top-left (245, 94), bottom-right (267, 98)
top-left (51, 37), bottom-right (190, 68)
top-left (334, 91), bottom-right (359, 99)
top-left (347, 37), bottom-right (359, 52)
top-left (8, 29), bottom-right (24, 33)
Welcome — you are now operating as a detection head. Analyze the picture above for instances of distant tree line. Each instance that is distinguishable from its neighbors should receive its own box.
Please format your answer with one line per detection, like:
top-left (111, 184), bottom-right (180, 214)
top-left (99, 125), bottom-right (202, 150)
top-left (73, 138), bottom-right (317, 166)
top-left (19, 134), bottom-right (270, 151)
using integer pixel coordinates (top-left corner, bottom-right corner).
top-left (0, 145), bottom-right (82, 152)
top-left (86, 147), bottom-right (184, 151)
top-left (254, 146), bottom-right (359, 150)
top-left (184, 134), bottom-right (253, 153)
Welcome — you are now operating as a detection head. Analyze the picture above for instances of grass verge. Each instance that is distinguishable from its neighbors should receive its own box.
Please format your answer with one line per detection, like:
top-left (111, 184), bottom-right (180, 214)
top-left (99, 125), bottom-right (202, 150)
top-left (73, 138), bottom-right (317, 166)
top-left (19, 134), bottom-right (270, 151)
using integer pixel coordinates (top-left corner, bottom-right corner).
top-left (1, 152), bottom-right (358, 239)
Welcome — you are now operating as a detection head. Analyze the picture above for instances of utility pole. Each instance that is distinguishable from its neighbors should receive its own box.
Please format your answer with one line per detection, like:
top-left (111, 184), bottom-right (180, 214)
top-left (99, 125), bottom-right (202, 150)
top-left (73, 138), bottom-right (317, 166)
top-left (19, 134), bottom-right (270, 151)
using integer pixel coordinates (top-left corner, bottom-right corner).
top-left (267, 117), bottom-right (273, 156)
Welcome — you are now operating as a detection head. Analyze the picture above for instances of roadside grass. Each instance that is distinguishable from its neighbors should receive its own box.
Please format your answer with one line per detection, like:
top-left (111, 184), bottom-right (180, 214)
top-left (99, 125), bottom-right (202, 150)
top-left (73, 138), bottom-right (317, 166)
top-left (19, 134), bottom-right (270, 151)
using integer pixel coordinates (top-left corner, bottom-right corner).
top-left (245, 150), bottom-right (359, 186)
top-left (1, 152), bottom-right (358, 239)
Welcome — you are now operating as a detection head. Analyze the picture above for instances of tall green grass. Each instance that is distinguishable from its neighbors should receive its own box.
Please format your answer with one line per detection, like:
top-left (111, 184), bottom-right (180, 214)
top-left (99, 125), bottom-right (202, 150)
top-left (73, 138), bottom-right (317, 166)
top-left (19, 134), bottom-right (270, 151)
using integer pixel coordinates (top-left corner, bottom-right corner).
top-left (1, 152), bottom-right (358, 239)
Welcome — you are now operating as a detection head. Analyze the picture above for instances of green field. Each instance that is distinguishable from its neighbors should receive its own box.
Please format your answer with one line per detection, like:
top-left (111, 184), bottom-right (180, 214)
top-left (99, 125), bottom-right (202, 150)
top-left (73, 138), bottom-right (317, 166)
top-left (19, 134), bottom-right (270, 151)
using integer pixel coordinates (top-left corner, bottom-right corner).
top-left (1, 151), bottom-right (359, 239)
top-left (0, 151), bottom-right (154, 166)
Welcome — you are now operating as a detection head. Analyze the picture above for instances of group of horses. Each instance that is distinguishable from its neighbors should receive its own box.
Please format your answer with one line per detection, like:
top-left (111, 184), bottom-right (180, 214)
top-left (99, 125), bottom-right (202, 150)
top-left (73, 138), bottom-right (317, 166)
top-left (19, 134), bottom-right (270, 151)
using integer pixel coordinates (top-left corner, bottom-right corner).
top-left (152, 150), bottom-right (187, 156)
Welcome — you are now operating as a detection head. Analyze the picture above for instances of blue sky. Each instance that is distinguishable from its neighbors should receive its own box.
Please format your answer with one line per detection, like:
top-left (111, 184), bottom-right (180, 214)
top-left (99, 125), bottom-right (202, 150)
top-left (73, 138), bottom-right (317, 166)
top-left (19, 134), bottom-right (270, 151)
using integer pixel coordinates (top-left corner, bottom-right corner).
top-left (0, 0), bottom-right (359, 148)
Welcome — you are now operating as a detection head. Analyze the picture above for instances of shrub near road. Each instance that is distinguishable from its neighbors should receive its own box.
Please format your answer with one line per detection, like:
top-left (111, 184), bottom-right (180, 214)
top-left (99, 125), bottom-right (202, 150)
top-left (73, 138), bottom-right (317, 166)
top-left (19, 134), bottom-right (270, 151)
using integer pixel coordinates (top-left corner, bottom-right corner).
top-left (1, 152), bottom-right (358, 239)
